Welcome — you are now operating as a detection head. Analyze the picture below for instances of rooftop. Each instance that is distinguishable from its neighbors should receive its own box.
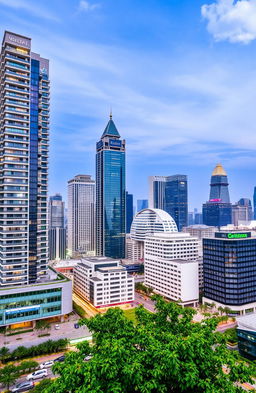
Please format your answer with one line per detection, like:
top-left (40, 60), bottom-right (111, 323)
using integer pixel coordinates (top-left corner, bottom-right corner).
top-left (212, 163), bottom-right (227, 177)
top-left (101, 115), bottom-right (120, 138)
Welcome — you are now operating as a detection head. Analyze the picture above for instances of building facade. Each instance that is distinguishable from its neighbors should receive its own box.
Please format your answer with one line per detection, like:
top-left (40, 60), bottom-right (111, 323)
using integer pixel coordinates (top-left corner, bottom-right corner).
top-left (73, 257), bottom-right (134, 308)
top-left (203, 164), bottom-right (232, 227)
top-left (144, 233), bottom-right (199, 306)
top-left (126, 192), bottom-right (133, 233)
top-left (148, 175), bottom-right (188, 231)
top-left (96, 115), bottom-right (126, 259)
top-left (48, 194), bottom-right (66, 260)
top-left (237, 314), bottom-right (256, 360)
top-left (137, 199), bottom-right (148, 212)
top-left (68, 175), bottom-right (95, 257)
top-left (203, 231), bottom-right (256, 314)
top-left (0, 31), bottom-right (72, 327)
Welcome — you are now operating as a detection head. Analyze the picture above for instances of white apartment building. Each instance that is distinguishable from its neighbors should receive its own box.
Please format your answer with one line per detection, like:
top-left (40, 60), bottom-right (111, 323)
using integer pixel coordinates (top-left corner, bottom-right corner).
top-left (73, 257), bottom-right (134, 308)
top-left (126, 234), bottom-right (142, 261)
top-left (182, 225), bottom-right (216, 256)
top-left (144, 233), bottom-right (199, 306)
top-left (68, 175), bottom-right (95, 257)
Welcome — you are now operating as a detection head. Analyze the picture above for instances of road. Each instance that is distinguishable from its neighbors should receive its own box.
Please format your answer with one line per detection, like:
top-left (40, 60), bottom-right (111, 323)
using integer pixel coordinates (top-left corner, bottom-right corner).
top-left (1, 318), bottom-right (91, 351)
top-left (132, 292), bottom-right (156, 312)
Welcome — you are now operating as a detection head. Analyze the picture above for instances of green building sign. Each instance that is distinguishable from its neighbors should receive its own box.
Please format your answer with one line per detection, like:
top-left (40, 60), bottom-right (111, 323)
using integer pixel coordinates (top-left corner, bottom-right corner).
top-left (215, 232), bottom-right (251, 239)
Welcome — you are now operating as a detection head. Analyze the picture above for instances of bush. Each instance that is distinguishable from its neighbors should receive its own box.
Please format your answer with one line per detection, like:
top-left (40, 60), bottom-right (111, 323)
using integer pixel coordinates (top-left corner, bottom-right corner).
top-left (38, 333), bottom-right (51, 337)
top-left (2, 338), bottom-right (68, 363)
top-left (6, 329), bottom-right (33, 336)
top-left (222, 327), bottom-right (238, 344)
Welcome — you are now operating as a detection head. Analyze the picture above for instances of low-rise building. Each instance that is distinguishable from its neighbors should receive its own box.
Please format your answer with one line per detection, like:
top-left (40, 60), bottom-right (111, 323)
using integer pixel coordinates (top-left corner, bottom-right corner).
top-left (237, 313), bottom-right (256, 360)
top-left (0, 268), bottom-right (72, 328)
top-left (144, 233), bottom-right (199, 307)
top-left (73, 257), bottom-right (134, 308)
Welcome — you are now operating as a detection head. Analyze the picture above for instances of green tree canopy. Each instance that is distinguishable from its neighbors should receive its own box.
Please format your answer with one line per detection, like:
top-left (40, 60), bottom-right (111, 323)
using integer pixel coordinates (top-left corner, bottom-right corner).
top-left (0, 364), bottom-right (19, 391)
top-left (44, 295), bottom-right (254, 393)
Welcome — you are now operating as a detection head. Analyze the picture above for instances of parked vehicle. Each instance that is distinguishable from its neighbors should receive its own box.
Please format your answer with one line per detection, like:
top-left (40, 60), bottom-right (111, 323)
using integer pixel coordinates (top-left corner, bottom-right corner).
top-left (54, 355), bottom-right (65, 362)
top-left (26, 369), bottom-right (48, 381)
top-left (55, 324), bottom-right (60, 330)
top-left (84, 354), bottom-right (93, 361)
top-left (11, 381), bottom-right (34, 392)
top-left (39, 360), bottom-right (54, 369)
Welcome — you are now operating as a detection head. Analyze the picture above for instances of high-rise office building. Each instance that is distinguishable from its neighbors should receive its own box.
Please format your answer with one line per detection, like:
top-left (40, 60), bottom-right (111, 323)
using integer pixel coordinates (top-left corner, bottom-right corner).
top-left (0, 32), bottom-right (72, 327)
top-left (232, 199), bottom-right (253, 226)
top-left (148, 175), bottom-right (188, 231)
top-left (254, 187), bottom-right (256, 220)
top-left (68, 175), bottom-right (95, 257)
top-left (96, 114), bottom-right (126, 259)
top-left (137, 199), bottom-right (148, 212)
top-left (126, 191), bottom-right (133, 233)
top-left (48, 194), bottom-right (66, 260)
top-left (202, 164), bottom-right (232, 227)
top-left (203, 231), bottom-right (256, 315)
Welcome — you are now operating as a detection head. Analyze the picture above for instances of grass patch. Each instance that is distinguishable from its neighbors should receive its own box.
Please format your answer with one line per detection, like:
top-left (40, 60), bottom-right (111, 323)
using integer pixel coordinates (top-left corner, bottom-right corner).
top-left (38, 333), bottom-right (51, 337)
top-left (73, 301), bottom-right (88, 318)
top-left (123, 308), bottom-right (137, 323)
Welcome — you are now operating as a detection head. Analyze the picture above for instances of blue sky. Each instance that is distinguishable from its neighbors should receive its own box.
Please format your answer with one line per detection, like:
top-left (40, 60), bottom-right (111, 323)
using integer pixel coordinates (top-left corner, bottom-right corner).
top-left (1, 0), bottom-right (256, 210)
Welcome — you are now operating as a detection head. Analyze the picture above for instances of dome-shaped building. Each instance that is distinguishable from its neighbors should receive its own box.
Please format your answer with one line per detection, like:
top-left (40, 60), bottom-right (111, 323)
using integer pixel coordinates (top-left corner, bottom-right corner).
top-left (127, 209), bottom-right (178, 262)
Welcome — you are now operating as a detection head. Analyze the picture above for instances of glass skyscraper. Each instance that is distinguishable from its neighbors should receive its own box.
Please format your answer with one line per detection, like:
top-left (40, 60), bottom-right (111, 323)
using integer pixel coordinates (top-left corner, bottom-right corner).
top-left (96, 114), bottom-right (126, 259)
top-left (202, 164), bottom-right (232, 227)
top-left (148, 175), bottom-right (188, 231)
top-left (126, 192), bottom-right (133, 233)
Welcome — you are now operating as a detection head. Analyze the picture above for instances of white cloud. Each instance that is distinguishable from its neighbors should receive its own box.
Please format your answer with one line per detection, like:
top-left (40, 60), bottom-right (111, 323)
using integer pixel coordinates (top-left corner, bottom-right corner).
top-left (78, 0), bottom-right (100, 12)
top-left (201, 0), bottom-right (256, 44)
top-left (0, 0), bottom-right (58, 21)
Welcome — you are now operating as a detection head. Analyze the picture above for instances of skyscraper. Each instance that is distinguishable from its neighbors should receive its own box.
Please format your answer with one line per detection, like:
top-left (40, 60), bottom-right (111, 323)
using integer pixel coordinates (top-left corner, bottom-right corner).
top-left (0, 31), bottom-right (72, 327)
top-left (68, 175), bottom-right (95, 257)
top-left (232, 198), bottom-right (253, 226)
top-left (96, 114), bottom-right (126, 259)
top-left (126, 191), bottom-right (133, 233)
top-left (202, 164), bottom-right (232, 227)
top-left (137, 199), bottom-right (148, 212)
top-left (254, 187), bottom-right (256, 220)
top-left (149, 175), bottom-right (188, 231)
top-left (48, 194), bottom-right (66, 260)
top-left (0, 31), bottom-right (50, 285)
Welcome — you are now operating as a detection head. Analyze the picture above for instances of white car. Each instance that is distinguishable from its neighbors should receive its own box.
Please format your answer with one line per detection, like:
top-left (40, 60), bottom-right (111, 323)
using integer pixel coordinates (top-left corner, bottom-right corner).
top-left (26, 369), bottom-right (48, 381)
top-left (39, 360), bottom-right (54, 369)
top-left (54, 324), bottom-right (60, 330)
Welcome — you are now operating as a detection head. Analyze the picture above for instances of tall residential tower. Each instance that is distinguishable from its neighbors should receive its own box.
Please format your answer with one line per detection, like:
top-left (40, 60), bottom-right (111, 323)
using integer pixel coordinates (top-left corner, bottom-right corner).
top-left (96, 114), bottom-right (126, 259)
top-left (0, 32), bottom-right (72, 327)
top-left (48, 194), bottom-right (66, 260)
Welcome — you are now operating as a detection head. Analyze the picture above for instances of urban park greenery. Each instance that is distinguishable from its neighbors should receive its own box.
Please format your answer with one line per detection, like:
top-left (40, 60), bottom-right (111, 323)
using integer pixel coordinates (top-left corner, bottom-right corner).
top-left (42, 295), bottom-right (254, 393)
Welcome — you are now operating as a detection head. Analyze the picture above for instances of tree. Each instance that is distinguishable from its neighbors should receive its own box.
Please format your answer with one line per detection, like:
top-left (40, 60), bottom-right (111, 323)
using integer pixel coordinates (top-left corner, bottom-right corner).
top-left (18, 360), bottom-right (39, 374)
top-left (0, 364), bottom-right (19, 391)
top-left (0, 347), bottom-right (10, 363)
top-left (30, 378), bottom-right (53, 392)
top-left (44, 295), bottom-right (255, 393)
top-left (35, 319), bottom-right (50, 332)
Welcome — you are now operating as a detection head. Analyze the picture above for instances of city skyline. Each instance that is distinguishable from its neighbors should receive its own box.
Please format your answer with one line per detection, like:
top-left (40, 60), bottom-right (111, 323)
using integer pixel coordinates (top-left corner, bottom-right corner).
top-left (0, 1), bottom-right (255, 209)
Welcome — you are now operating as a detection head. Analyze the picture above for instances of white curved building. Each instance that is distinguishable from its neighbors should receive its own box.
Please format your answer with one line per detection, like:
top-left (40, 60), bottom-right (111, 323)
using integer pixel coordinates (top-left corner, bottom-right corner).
top-left (127, 209), bottom-right (178, 262)
top-left (130, 208), bottom-right (178, 242)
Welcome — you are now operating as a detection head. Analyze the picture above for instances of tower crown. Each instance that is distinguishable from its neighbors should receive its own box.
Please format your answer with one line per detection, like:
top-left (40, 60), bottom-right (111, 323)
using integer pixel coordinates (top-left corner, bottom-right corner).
top-left (212, 163), bottom-right (227, 177)
top-left (101, 115), bottom-right (120, 139)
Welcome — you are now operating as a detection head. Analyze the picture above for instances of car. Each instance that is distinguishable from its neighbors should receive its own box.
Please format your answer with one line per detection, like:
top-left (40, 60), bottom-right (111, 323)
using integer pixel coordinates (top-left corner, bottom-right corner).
top-left (54, 324), bottom-right (60, 330)
top-left (26, 369), bottom-right (48, 381)
top-left (54, 355), bottom-right (65, 362)
top-left (11, 381), bottom-right (34, 392)
top-left (39, 360), bottom-right (54, 369)
top-left (84, 354), bottom-right (93, 361)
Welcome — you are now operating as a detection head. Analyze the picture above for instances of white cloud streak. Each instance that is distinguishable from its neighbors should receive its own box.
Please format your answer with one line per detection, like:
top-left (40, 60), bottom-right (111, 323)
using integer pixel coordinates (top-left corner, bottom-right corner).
top-left (78, 0), bottom-right (100, 12)
top-left (201, 0), bottom-right (256, 44)
top-left (0, 0), bottom-right (58, 21)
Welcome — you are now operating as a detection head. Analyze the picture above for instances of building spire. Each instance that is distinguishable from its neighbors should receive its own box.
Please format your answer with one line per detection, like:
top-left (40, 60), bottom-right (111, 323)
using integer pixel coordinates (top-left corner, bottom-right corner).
top-left (110, 107), bottom-right (112, 120)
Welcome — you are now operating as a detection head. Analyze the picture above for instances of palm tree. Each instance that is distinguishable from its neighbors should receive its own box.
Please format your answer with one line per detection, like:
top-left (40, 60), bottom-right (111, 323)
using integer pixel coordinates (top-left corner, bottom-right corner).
top-left (0, 346), bottom-right (10, 364)
top-left (0, 364), bottom-right (19, 391)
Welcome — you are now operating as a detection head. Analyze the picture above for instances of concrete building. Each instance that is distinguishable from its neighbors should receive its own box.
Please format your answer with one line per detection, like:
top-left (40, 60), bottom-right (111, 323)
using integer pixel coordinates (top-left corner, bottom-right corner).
top-left (126, 234), bottom-right (141, 262)
top-left (203, 231), bottom-right (256, 315)
top-left (182, 225), bottom-right (217, 256)
top-left (48, 194), bottom-right (66, 260)
top-left (73, 257), bottom-right (134, 308)
top-left (0, 31), bottom-right (72, 327)
top-left (130, 208), bottom-right (178, 261)
top-left (68, 175), bottom-right (95, 257)
top-left (144, 233), bottom-right (199, 306)
top-left (232, 199), bottom-right (253, 226)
